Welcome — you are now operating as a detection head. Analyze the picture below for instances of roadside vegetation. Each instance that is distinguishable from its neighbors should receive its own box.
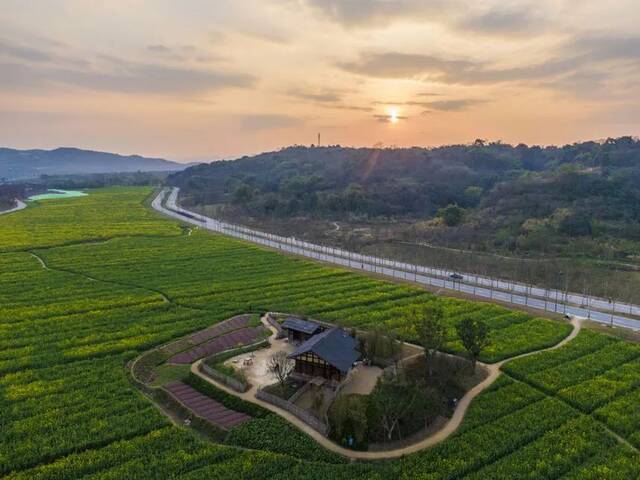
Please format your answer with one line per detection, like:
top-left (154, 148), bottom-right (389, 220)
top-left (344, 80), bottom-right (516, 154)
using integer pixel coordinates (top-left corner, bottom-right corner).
top-left (173, 138), bottom-right (640, 303)
top-left (1, 187), bottom-right (639, 478)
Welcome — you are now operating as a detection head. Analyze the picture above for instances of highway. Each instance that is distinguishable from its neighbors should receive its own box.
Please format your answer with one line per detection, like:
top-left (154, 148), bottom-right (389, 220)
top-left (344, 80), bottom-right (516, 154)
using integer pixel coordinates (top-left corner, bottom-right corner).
top-left (153, 188), bottom-right (640, 331)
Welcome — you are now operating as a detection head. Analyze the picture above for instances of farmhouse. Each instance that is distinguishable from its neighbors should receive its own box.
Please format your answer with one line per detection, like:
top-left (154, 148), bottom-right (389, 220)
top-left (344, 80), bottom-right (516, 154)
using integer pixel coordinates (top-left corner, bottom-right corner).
top-left (282, 316), bottom-right (324, 343)
top-left (288, 328), bottom-right (359, 382)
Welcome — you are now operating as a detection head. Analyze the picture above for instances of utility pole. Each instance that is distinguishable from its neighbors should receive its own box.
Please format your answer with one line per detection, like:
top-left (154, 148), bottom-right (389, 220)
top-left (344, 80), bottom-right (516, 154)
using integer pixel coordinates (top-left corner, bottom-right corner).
top-left (317, 132), bottom-right (321, 147)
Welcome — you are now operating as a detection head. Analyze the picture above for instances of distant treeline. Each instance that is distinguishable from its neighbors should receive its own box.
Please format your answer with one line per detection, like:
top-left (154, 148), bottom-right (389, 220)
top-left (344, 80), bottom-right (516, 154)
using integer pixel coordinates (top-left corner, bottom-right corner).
top-left (0, 171), bottom-right (167, 208)
top-left (38, 171), bottom-right (171, 189)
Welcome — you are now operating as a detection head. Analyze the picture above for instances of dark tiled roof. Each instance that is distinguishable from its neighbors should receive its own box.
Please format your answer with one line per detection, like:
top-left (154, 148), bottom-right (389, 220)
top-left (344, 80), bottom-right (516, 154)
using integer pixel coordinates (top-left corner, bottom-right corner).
top-left (289, 328), bottom-right (359, 373)
top-left (282, 317), bottom-right (321, 335)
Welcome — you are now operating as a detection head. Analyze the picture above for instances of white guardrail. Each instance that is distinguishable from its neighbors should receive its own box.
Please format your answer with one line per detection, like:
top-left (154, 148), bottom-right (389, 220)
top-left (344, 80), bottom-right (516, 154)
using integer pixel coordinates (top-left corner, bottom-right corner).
top-left (153, 188), bottom-right (640, 332)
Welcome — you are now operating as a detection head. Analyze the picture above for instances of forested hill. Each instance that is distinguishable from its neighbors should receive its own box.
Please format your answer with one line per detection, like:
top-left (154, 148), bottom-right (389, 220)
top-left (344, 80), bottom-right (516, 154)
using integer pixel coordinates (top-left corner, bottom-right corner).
top-left (170, 137), bottom-right (640, 217)
top-left (0, 147), bottom-right (189, 180)
top-left (169, 137), bottom-right (640, 257)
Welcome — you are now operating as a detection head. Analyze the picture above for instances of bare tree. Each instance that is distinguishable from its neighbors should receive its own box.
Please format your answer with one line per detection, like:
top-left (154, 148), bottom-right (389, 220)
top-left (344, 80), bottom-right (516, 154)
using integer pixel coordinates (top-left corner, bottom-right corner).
top-left (367, 375), bottom-right (437, 442)
top-left (267, 351), bottom-right (294, 394)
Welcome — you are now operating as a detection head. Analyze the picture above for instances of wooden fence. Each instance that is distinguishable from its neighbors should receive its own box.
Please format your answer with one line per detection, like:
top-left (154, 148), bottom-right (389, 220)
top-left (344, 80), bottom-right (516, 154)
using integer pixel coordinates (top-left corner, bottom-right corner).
top-left (256, 387), bottom-right (328, 436)
top-left (199, 362), bottom-right (249, 393)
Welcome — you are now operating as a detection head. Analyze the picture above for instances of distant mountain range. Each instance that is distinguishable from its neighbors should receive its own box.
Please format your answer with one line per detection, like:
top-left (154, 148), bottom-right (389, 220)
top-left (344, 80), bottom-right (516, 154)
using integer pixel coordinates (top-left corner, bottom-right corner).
top-left (0, 147), bottom-right (193, 180)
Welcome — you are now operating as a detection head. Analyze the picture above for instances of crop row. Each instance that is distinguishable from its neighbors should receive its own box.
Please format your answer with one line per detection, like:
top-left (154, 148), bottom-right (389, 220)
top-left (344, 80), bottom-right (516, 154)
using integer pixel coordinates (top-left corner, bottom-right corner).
top-left (1, 302), bottom-right (187, 351)
top-left (1, 376), bottom-right (168, 474)
top-left (503, 329), bottom-right (617, 379)
top-left (457, 376), bottom-right (545, 433)
top-left (594, 386), bottom-right (640, 447)
top-left (395, 397), bottom-right (578, 479)
top-left (185, 272), bottom-right (402, 312)
top-left (34, 230), bottom-right (574, 363)
top-left (2, 428), bottom-right (249, 480)
top-left (502, 326), bottom-right (640, 448)
top-left (464, 415), bottom-right (616, 479)
top-left (226, 414), bottom-right (347, 464)
top-left (525, 341), bottom-right (640, 393)
top-left (561, 443), bottom-right (640, 480)
top-left (557, 356), bottom-right (640, 412)
top-left (37, 233), bottom-right (320, 294)
top-left (0, 187), bottom-right (180, 252)
top-left (2, 187), bottom-right (636, 478)
top-left (0, 305), bottom-right (214, 375)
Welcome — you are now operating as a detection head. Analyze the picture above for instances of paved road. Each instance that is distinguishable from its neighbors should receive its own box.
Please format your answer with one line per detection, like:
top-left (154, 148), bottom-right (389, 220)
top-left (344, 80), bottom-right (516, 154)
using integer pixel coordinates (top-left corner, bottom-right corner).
top-left (153, 188), bottom-right (640, 331)
top-left (0, 199), bottom-right (27, 216)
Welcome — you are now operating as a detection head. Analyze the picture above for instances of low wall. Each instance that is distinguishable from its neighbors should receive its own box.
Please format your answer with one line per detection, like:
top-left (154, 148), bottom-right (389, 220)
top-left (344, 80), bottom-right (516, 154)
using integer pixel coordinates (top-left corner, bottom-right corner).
top-left (288, 381), bottom-right (312, 403)
top-left (199, 362), bottom-right (248, 393)
top-left (265, 313), bottom-right (285, 339)
top-left (291, 372), bottom-right (341, 390)
top-left (125, 359), bottom-right (227, 442)
top-left (266, 312), bottom-right (336, 338)
top-left (205, 339), bottom-right (270, 365)
top-left (158, 387), bottom-right (228, 441)
top-left (256, 388), bottom-right (328, 436)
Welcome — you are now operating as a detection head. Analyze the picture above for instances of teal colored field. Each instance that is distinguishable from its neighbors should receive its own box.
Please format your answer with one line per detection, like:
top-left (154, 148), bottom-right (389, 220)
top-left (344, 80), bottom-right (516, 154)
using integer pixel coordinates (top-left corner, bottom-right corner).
top-left (28, 189), bottom-right (88, 201)
top-left (1, 187), bottom-right (638, 479)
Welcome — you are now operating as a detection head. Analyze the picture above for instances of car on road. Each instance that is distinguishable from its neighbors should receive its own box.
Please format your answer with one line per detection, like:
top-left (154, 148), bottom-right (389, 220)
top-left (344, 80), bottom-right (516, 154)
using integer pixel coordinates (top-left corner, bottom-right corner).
top-left (449, 273), bottom-right (464, 280)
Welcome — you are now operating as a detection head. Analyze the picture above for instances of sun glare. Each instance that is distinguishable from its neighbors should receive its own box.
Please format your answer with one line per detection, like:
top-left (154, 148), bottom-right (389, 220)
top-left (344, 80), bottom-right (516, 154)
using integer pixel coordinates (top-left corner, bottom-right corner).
top-left (390, 109), bottom-right (399, 124)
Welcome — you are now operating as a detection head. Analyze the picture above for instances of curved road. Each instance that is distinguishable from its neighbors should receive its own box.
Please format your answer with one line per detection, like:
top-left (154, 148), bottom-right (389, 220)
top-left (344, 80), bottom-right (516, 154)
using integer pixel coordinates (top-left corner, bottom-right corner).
top-left (0, 199), bottom-right (27, 216)
top-left (152, 188), bottom-right (640, 331)
top-left (191, 315), bottom-right (582, 460)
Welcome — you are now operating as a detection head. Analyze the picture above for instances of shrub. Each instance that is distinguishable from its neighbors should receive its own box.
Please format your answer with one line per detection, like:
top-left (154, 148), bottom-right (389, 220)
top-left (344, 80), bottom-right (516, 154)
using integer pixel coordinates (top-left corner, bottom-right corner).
top-left (226, 414), bottom-right (347, 464)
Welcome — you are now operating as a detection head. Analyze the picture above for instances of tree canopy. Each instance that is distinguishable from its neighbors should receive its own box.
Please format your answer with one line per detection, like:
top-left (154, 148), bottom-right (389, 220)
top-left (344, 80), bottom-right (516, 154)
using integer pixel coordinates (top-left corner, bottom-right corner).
top-left (170, 138), bottom-right (640, 259)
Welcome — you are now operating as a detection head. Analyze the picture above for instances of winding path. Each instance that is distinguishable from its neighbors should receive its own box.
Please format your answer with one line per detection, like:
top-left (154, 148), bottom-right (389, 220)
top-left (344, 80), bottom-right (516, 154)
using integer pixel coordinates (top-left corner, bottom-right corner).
top-left (29, 250), bottom-right (171, 303)
top-left (191, 315), bottom-right (582, 460)
top-left (0, 199), bottom-right (27, 216)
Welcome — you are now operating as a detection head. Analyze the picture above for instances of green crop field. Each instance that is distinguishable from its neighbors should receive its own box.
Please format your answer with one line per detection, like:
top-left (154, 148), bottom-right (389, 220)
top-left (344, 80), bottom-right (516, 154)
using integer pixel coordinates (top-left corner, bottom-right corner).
top-left (1, 186), bottom-right (639, 479)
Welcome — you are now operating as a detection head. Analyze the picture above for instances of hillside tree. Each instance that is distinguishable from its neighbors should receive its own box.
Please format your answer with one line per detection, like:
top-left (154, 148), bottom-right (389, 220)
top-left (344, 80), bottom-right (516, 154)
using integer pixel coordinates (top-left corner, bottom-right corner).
top-left (267, 351), bottom-right (294, 394)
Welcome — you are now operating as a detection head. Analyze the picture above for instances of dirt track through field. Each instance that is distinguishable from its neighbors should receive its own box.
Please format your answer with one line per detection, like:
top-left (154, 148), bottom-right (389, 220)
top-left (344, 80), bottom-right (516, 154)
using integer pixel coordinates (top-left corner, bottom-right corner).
top-left (29, 250), bottom-right (172, 303)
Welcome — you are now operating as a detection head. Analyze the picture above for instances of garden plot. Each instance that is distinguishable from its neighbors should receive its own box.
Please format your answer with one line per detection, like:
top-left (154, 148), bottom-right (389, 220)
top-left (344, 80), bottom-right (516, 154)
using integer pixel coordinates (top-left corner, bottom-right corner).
top-left (169, 326), bottom-right (268, 364)
top-left (164, 381), bottom-right (250, 430)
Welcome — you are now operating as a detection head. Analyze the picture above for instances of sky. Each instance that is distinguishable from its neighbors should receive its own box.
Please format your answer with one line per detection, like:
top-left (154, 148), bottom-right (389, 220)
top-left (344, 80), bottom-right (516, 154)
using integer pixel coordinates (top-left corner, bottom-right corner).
top-left (1, 0), bottom-right (639, 162)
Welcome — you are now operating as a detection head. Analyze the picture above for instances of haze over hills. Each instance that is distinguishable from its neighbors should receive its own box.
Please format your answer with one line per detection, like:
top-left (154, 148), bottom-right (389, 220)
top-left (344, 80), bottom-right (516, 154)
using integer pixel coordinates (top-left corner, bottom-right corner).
top-left (0, 147), bottom-right (191, 181)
